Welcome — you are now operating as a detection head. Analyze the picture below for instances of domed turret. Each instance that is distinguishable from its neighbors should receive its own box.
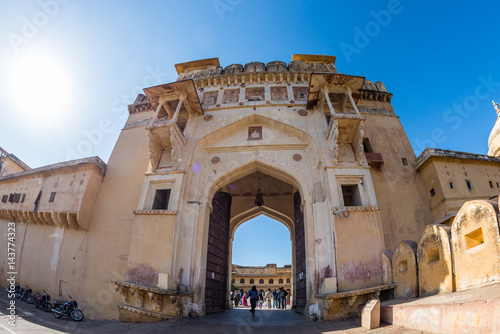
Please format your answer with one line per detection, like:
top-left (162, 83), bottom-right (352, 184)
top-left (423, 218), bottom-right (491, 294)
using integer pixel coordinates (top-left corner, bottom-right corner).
top-left (488, 100), bottom-right (500, 156)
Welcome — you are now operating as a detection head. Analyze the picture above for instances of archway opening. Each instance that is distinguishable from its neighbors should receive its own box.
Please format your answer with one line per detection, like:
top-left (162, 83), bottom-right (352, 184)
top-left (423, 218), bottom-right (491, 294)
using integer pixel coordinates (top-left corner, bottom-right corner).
top-left (204, 168), bottom-right (306, 314)
top-left (230, 215), bottom-right (292, 309)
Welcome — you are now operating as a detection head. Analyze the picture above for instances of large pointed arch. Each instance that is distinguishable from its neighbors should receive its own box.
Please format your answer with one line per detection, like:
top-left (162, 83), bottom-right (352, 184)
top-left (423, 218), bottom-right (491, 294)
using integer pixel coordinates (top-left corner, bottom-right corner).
top-left (230, 205), bottom-right (294, 239)
top-left (206, 159), bottom-right (308, 207)
top-left (199, 158), bottom-right (309, 314)
top-left (188, 112), bottom-right (322, 203)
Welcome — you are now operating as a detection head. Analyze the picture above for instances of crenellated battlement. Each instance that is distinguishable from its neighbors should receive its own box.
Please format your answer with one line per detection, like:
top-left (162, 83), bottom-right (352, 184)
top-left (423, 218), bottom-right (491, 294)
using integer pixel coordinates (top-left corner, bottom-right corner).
top-left (175, 55), bottom-right (338, 82)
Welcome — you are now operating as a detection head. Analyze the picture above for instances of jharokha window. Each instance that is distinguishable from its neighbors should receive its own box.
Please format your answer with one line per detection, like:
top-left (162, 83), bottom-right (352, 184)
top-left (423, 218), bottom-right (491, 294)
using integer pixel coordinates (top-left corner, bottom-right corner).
top-left (341, 185), bottom-right (362, 206)
top-left (152, 189), bottom-right (171, 210)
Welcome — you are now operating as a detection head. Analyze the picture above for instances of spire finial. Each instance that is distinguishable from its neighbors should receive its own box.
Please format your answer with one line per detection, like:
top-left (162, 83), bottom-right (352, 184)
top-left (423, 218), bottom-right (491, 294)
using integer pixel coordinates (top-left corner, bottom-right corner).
top-left (493, 100), bottom-right (500, 117)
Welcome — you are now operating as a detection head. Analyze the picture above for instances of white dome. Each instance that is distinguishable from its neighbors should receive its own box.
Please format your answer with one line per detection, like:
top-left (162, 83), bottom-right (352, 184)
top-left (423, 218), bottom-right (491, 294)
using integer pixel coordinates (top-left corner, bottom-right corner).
top-left (488, 101), bottom-right (500, 156)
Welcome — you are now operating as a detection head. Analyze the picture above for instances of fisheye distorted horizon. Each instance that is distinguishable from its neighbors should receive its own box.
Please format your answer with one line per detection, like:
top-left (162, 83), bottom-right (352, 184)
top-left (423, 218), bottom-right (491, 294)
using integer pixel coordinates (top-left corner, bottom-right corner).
top-left (232, 215), bottom-right (292, 267)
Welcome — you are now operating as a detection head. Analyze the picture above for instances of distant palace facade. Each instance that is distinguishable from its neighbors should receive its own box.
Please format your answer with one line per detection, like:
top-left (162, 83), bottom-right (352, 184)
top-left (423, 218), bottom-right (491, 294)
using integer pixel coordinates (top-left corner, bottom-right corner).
top-left (231, 264), bottom-right (292, 293)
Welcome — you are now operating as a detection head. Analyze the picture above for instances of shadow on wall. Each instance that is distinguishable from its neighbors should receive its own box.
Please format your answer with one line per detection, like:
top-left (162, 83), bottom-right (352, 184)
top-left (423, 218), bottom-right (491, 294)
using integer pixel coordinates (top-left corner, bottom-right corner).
top-left (382, 198), bottom-right (500, 298)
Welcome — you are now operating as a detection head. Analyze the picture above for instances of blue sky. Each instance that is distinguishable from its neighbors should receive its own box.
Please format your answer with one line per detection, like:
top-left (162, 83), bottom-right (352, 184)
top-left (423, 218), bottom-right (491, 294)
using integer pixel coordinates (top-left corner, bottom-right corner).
top-left (1, 0), bottom-right (499, 169)
top-left (232, 215), bottom-right (292, 266)
top-left (1, 1), bottom-right (500, 265)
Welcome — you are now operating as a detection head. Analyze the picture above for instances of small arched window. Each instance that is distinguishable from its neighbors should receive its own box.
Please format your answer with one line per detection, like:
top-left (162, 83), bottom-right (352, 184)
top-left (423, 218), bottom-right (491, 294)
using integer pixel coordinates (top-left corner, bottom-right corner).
top-left (249, 279), bottom-right (254, 284)
top-left (259, 279), bottom-right (264, 284)
top-left (240, 278), bottom-right (245, 284)
top-left (279, 278), bottom-right (283, 284)
top-left (269, 279), bottom-right (274, 284)
top-left (286, 278), bottom-right (290, 283)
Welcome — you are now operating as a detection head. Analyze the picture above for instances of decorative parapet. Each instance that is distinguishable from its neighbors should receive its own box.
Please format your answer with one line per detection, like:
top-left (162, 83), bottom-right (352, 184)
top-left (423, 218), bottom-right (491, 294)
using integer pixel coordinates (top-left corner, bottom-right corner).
top-left (128, 101), bottom-right (153, 114)
top-left (315, 284), bottom-right (395, 320)
top-left (0, 210), bottom-right (81, 229)
top-left (179, 55), bottom-right (337, 87)
top-left (331, 113), bottom-right (365, 120)
top-left (123, 118), bottom-right (152, 130)
top-left (416, 147), bottom-right (500, 170)
top-left (357, 106), bottom-right (396, 117)
top-left (194, 71), bottom-right (311, 89)
top-left (332, 206), bottom-right (381, 213)
top-left (133, 210), bottom-right (177, 215)
top-left (359, 89), bottom-right (392, 103)
top-left (113, 280), bottom-right (194, 322)
top-left (128, 94), bottom-right (153, 114)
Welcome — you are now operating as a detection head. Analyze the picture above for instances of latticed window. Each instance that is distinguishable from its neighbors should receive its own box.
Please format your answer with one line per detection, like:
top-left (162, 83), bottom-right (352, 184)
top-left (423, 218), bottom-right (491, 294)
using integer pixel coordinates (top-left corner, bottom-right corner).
top-left (286, 278), bottom-right (290, 283)
top-left (279, 279), bottom-right (283, 284)
top-left (250, 279), bottom-right (254, 284)
top-left (259, 279), bottom-right (264, 284)
top-left (240, 279), bottom-right (244, 284)
top-left (269, 279), bottom-right (274, 284)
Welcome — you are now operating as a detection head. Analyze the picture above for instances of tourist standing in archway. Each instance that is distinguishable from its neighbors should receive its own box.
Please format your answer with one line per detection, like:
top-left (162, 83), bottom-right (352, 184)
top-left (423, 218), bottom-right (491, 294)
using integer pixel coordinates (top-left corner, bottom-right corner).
top-left (248, 285), bottom-right (259, 315)
top-left (265, 289), bottom-right (273, 309)
top-left (241, 290), bottom-right (248, 307)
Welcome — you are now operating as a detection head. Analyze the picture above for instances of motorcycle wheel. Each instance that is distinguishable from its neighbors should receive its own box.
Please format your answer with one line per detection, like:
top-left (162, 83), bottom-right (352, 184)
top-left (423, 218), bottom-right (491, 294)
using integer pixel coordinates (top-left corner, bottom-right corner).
top-left (25, 295), bottom-right (34, 304)
top-left (41, 301), bottom-right (53, 312)
top-left (53, 306), bottom-right (63, 319)
top-left (70, 309), bottom-right (84, 322)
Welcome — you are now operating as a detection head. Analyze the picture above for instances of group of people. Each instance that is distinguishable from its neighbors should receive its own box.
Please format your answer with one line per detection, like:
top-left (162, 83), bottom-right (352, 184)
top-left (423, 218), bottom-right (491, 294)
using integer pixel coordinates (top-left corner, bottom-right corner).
top-left (231, 286), bottom-right (290, 314)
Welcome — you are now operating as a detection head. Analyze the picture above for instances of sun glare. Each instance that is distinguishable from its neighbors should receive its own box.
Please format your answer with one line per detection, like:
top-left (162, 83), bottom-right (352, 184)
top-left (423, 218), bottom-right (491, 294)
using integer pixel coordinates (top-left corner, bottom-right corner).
top-left (6, 50), bottom-right (74, 126)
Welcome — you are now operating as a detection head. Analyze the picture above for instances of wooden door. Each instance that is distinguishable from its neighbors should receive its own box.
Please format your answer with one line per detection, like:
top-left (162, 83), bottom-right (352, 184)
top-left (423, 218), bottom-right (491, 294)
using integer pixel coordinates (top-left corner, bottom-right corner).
top-left (294, 191), bottom-right (306, 313)
top-left (204, 191), bottom-right (232, 314)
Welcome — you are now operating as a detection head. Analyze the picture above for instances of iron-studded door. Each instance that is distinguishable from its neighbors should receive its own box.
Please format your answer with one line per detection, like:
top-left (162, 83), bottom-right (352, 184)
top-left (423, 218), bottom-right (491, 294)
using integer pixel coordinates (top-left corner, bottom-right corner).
top-left (294, 191), bottom-right (306, 313)
top-left (204, 191), bottom-right (232, 314)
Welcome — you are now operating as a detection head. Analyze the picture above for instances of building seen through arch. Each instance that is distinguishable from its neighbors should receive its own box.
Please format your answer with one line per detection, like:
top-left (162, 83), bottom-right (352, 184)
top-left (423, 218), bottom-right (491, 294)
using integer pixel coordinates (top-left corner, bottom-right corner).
top-left (231, 264), bottom-right (292, 293)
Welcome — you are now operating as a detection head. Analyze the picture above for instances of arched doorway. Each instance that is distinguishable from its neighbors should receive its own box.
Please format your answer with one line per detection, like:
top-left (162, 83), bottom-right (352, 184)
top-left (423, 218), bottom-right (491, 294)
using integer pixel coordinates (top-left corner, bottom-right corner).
top-left (203, 169), bottom-right (307, 314)
top-left (230, 215), bottom-right (293, 304)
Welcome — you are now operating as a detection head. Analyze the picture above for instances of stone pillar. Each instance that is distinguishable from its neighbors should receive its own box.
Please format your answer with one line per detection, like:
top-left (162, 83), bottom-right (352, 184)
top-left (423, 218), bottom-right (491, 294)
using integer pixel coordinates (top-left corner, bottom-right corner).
top-left (392, 240), bottom-right (418, 298)
top-left (417, 224), bottom-right (454, 297)
top-left (451, 200), bottom-right (500, 291)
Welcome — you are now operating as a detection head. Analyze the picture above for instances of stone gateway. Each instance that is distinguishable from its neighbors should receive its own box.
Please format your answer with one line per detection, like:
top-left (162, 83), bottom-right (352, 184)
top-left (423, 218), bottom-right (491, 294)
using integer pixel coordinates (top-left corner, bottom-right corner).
top-left (1, 54), bottom-right (500, 322)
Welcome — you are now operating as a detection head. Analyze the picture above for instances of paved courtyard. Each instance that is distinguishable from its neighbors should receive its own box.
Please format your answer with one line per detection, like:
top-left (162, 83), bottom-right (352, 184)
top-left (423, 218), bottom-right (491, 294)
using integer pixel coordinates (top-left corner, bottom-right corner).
top-left (0, 293), bottom-right (432, 334)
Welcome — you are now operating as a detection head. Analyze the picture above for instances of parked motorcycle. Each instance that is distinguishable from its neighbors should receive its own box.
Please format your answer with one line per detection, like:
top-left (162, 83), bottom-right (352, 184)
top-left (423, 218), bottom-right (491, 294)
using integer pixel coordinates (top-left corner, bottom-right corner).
top-left (52, 295), bottom-right (84, 321)
top-left (34, 290), bottom-right (53, 312)
top-left (4, 282), bottom-right (21, 299)
top-left (20, 285), bottom-right (34, 304)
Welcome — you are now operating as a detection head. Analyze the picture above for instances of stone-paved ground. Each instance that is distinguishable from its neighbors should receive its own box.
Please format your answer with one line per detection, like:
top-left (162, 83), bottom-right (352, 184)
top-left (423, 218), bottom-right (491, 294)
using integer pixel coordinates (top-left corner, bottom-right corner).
top-left (0, 293), bottom-right (432, 334)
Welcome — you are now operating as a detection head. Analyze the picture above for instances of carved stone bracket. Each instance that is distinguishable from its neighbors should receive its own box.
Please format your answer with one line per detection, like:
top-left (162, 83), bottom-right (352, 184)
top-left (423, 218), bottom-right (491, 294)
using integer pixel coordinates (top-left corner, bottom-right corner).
top-left (328, 120), bottom-right (339, 165)
top-left (115, 285), bottom-right (129, 303)
top-left (130, 288), bottom-right (144, 308)
top-left (315, 283), bottom-right (395, 321)
top-left (112, 280), bottom-right (194, 322)
top-left (320, 298), bottom-right (333, 319)
top-left (356, 121), bottom-right (365, 166)
top-left (359, 89), bottom-right (392, 103)
top-left (148, 292), bottom-right (163, 312)
top-left (145, 122), bottom-right (186, 173)
top-left (0, 209), bottom-right (83, 230)
top-left (340, 295), bottom-right (358, 309)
